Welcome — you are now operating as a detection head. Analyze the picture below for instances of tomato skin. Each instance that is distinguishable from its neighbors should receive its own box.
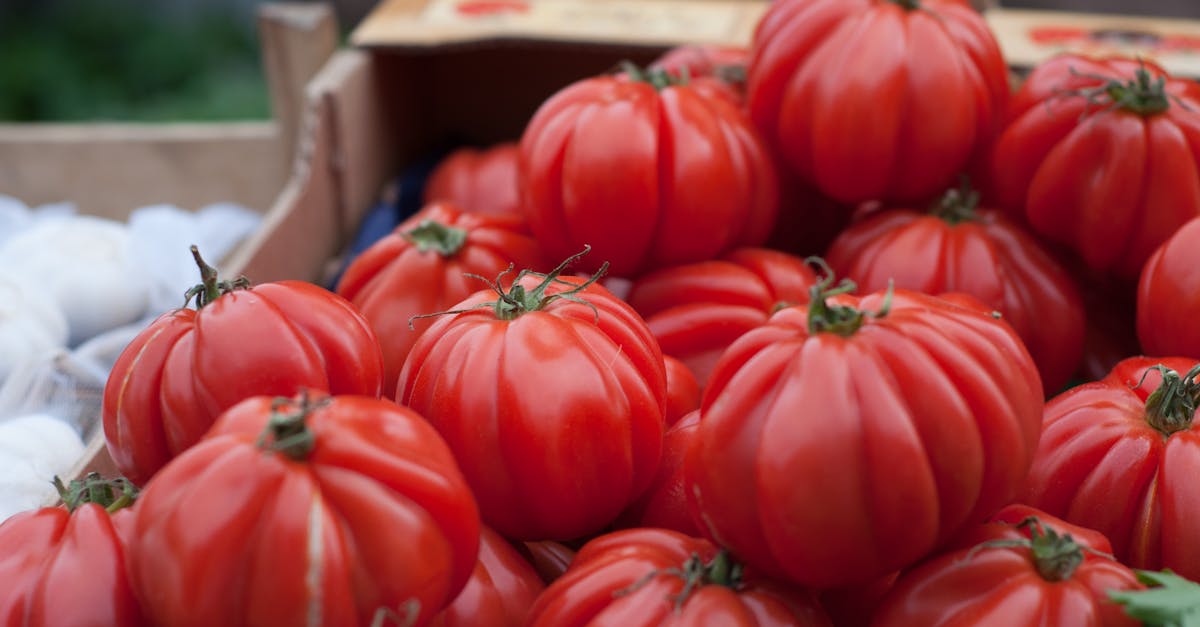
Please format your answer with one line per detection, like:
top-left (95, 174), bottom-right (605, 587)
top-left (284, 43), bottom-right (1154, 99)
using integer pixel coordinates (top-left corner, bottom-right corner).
top-left (626, 248), bottom-right (817, 388)
top-left (663, 356), bottom-right (701, 426)
top-left (127, 393), bottom-right (480, 627)
top-left (1138, 216), bottom-right (1200, 358)
top-left (517, 540), bottom-right (577, 585)
top-left (826, 204), bottom-right (1086, 393)
top-left (519, 72), bottom-right (778, 277)
top-left (526, 528), bottom-right (832, 626)
top-left (0, 505), bottom-right (145, 627)
top-left (990, 54), bottom-right (1200, 279)
top-left (1020, 356), bottom-right (1200, 580)
top-left (430, 526), bottom-right (545, 627)
top-left (686, 290), bottom-right (1044, 588)
top-left (336, 202), bottom-right (543, 396)
top-left (103, 280), bottom-right (384, 485)
top-left (423, 143), bottom-right (522, 217)
top-left (748, 0), bottom-right (1008, 204)
top-left (397, 274), bottom-right (666, 541)
top-left (618, 410), bottom-right (701, 537)
top-left (873, 506), bottom-right (1142, 627)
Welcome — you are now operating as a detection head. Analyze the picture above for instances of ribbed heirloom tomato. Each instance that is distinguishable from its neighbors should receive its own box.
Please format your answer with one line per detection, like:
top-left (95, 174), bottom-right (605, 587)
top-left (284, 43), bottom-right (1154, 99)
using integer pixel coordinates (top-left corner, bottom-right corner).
top-left (335, 202), bottom-right (543, 396)
top-left (520, 65), bottom-right (778, 277)
top-left (429, 526), bottom-right (545, 627)
top-left (104, 247), bottom-right (384, 485)
top-left (526, 528), bottom-right (833, 626)
top-left (685, 270), bottom-right (1044, 588)
top-left (1137, 216), bottom-right (1200, 359)
top-left (397, 250), bottom-right (666, 540)
top-left (826, 182), bottom-right (1086, 393)
top-left (1021, 356), bottom-right (1200, 581)
top-left (748, 0), bottom-right (1009, 204)
top-left (128, 392), bottom-right (481, 627)
top-left (990, 54), bottom-right (1200, 279)
top-left (626, 247), bottom-right (817, 388)
top-left (873, 506), bottom-right (1143, 626)
top-left (617, 409), bottom-right (702, 537)
top-left (0, 475), bottom-right (143, 627)
top-left (423, 143), bottom-right (522, 217)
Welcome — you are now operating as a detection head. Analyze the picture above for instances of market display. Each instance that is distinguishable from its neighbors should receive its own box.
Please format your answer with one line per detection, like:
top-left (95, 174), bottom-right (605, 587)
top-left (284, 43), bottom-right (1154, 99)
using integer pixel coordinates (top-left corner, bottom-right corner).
top-left (5, 0), bottom-right (1200, 624)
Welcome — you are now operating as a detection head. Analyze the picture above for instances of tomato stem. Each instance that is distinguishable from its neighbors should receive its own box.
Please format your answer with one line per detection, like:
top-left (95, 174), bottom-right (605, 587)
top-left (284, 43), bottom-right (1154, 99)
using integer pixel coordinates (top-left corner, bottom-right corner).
top-left (402, 219), bottom-right (468, 257)
top-left (408, 247), bottom-right (608, 328)
top-left (615, 550), bottom-right (746, 613)
top-left (184, 245), bottom-right (250, 309)
top-left (931, 177), bottom-right (980, 226)
top-left (889, 0), bottom-right (921, 10)
top-left (1066, 62), bottom-right (1171, 117)
top-left (621, 60), bottom-right (688, 91)
top-left (256, 391), bottom-right (327, 461)
top-left (1137, 364), bottom-right (1200, 436)
top-left (965, 517), bottom-right (1088, 582)
top-left (53, 472), bottom-right (139, 513)
top-left (803, 258), bottom-right (892, 337)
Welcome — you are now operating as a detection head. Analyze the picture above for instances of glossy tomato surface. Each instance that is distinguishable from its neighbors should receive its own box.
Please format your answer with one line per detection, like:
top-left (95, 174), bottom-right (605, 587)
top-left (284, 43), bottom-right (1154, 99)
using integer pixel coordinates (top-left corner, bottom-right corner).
top-left (104, 272), bottom-right (384, 485)
top-left (423, 143), bottom-right (522, 217)
top-left (526, 528), bottom-right (832, 626)
top-left (1021, 356), bottom-right (1200, 580)
top-left (336, 202), bottom-right (543, 395)
top-left (127, 393), bottom-right (481, 627)
top-left (431, 526), bottom-right (544, 627)
top-left (686, 289), bottom-right (1044, 588)
top-left (398, 270), bottom-right (666, 540)
top-left (990, 54), bottom-right (1200, 279)
top-left (826, 190), bottom-right (1085, 393)
top-left (520, 70), bottom-right (778, 277)
top-left (626, 248), bottom-right (816, 388)
top-left (0, 503), bottom-right (144, 627)
top-left (1138, 216), bottom-right (1200, 359)
top-left (617, 409), bottom-right (701, 536)
top-left (873, 506), bottom-right (1142, 626)
top-left (749, 0), bottom-right (1008, 204)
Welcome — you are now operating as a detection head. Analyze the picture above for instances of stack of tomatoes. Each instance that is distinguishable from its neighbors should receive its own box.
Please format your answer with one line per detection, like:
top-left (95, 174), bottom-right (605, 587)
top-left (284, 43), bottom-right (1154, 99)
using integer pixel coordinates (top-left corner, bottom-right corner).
top-left (6, 0), bottom-right (1200, 624)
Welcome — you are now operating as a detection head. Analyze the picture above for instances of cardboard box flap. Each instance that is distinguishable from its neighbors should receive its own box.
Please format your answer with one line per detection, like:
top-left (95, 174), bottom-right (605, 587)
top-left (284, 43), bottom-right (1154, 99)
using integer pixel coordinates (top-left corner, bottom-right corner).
top-left (351, 0), bottom-right (767, 49)
top-left (988, 8), bottom-right (1200, 78)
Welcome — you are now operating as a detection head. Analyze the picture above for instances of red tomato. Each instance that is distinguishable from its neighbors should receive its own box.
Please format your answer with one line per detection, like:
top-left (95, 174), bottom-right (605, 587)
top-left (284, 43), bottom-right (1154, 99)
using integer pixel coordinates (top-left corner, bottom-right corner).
top-left (423, 143), bottom-right (522, 217)
top-left (127, 392), bottom-right (481, 627)
top-left (826, 182), bottom-right (1086, 393)
top-left (517, 541), bottom-right (577, 585)
top-left (626, 248), bottom-right (817, 388)
top-left (431, 526), bottom-right (545, 627)
top-left (526, 528), bottom-right (832, 626)
top-left (663, 356), bottom-right (701, 426)
top-left (397, 251), bottom-right (667, 540)
top-left (617, 410), bottom-right (701, 537)
top-left (103, 247), bottom-right (384, 485)
top-left (874, 507), bottom-right (1142, 626)
top-left (1021, 356), bottom-right (1200, 580)
top-left (519, 67), bottom-right (779, 277)
top-left (686, 280), bottom-right (1044, 588)
top-left (989, 54), bottom-right (1200, 279)
top-left (0, 475), bottom-right (143, 627)
top-left (336, 202), bottom-right (543, 396)
top-left (650, 44), bottom-right (749, 105)
top-left (748, 0), bottom-right (1008, 204)
top-left (1138, 216), bottom-right (1200, 358)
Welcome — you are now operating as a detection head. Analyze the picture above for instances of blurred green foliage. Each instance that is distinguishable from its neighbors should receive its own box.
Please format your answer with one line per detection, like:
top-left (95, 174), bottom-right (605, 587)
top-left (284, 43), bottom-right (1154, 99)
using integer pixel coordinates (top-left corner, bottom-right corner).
top-left (0, 0), bottom-right (270, 122)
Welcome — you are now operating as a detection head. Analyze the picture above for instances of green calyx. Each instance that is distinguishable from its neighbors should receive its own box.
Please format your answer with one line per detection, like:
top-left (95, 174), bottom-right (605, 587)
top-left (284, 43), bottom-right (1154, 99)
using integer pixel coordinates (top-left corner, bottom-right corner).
top-left (932, 178), bottom-right (981, 226)
top-left (966, 517), bottom-right (1090, 583)
top-left (183, 245), bottom-right (250, 309)
top-left (1106, 66), bottom-right (1171, 116)
top-left (256, 391), bottom-right (329, 461)
top-left (621, 60), bottom-right (688, 91)
top-left (402, 219), bottom-right (468, 256)
top-left (409, 246), bottom-right (608, 329)
top-left (1137, 364), bottom-right (1200, 437)
top-left (53, 472), bottom-right (138, 514)
top-left (804, 257), bottom-right (892, 337)
top-left (616, 550), bottom-right (746, 612)
top-left (889, 0), bottom-right (921, 9)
